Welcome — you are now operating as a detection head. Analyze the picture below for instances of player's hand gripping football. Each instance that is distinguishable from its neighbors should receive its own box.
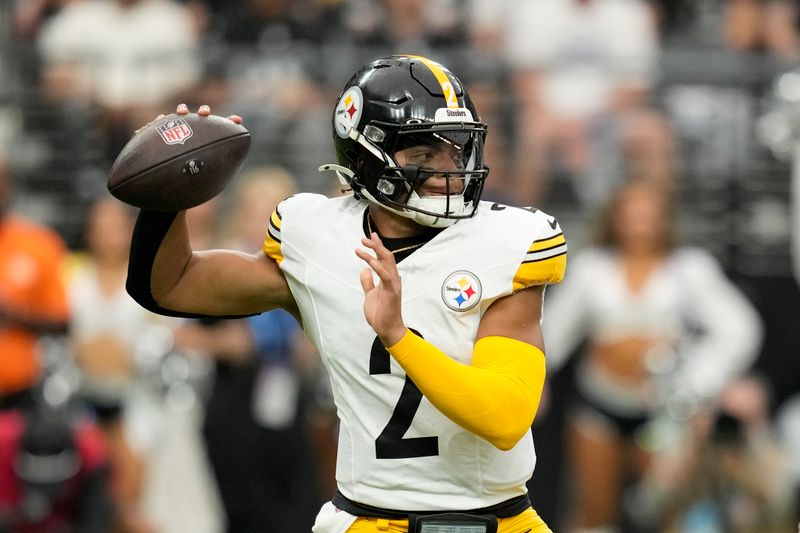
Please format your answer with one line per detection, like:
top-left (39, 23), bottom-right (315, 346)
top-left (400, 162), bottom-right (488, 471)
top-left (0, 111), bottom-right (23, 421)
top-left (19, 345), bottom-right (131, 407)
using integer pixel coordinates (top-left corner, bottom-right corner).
top-left (174, 103), bottom-right (243, 124)
top-left (110, 103), bottom-right (250, 211)
top-left (357, 233), bottom-right (407, 347)
top-left (134, 103), bottom-right (243, 134)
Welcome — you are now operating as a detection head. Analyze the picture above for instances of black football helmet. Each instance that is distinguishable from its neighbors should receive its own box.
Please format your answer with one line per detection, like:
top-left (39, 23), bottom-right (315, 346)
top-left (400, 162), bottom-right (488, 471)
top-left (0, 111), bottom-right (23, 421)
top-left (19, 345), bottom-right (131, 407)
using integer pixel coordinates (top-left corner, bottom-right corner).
top-left (320, 55), bottom-right (488, 227)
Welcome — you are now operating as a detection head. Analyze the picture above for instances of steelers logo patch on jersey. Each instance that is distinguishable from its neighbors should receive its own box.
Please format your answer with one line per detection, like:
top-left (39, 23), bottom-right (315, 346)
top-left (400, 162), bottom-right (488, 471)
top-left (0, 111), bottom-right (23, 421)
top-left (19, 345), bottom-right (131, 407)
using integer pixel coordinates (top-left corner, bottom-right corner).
top-left (441, 270), bottom-right (482, 312)
top-left (335, 86), bottom-right (363, 139)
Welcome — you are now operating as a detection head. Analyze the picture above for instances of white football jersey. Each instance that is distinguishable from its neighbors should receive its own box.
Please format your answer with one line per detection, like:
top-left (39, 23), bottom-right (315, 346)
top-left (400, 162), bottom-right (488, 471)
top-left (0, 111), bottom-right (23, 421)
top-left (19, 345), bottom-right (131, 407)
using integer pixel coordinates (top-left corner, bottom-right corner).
top-left (263, 194), bottom-right (566, 511)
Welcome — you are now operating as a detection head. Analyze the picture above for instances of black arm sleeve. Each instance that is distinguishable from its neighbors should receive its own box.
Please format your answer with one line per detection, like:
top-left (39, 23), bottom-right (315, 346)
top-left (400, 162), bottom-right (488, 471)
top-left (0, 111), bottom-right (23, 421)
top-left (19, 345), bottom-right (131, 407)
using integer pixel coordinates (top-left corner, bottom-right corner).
top-left (126, 209), bottom-right (255, 319)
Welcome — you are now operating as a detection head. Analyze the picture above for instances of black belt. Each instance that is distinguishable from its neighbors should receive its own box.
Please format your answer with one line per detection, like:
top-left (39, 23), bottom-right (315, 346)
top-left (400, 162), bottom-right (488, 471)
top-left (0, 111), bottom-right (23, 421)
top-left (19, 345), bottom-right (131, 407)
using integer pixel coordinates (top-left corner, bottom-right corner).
top-left (331, 490), bottom-right (531, 519)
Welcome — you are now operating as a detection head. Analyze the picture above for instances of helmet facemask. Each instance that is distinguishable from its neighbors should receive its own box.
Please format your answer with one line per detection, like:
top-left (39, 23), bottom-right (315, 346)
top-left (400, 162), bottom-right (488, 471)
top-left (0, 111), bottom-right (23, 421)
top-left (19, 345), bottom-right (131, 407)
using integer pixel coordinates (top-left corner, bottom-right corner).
top-left (348, 121), bottom-right (488, 228)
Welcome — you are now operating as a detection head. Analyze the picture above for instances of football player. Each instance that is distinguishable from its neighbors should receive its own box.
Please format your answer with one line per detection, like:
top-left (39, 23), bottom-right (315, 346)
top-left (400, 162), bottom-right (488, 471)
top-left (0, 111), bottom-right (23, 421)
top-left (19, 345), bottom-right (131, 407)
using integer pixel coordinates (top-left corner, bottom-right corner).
top-left (126, 56), bottom-right (567, 533)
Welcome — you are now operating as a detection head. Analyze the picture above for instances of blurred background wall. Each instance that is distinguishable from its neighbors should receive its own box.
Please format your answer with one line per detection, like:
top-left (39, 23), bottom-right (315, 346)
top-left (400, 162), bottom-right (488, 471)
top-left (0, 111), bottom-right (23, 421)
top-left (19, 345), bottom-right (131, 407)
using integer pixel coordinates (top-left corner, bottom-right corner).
top-left (1, 1), bottom-right (800, 532)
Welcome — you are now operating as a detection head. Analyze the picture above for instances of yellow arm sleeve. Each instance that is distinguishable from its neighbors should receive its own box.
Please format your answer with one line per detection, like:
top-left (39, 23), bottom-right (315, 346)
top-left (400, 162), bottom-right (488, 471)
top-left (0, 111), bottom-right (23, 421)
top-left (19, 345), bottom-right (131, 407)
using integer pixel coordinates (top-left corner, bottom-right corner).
top-left (386, 330), bottom-right (546, 451)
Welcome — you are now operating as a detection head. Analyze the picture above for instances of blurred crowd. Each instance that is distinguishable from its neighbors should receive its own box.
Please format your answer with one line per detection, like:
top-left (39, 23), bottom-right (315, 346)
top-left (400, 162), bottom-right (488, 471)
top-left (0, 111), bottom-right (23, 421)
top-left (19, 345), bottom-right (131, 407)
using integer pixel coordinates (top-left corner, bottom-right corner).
top-left (0, 0), bottom-right (800, 532)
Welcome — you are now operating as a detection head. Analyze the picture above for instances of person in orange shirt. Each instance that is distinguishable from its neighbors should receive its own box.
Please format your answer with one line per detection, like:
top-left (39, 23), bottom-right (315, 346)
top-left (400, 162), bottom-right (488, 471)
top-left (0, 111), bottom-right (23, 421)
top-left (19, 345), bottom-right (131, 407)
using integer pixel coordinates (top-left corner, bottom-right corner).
top-left (0, 151), bottom-right (69, 406)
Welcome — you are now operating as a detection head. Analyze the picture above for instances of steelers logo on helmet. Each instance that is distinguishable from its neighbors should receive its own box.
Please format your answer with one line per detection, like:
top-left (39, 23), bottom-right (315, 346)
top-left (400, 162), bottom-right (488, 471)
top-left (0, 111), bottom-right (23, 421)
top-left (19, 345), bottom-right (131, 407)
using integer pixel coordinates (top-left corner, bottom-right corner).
top-left (441, 270), bottom-right (482, 312)
top-left (335, 86), bottom-right (363, 139)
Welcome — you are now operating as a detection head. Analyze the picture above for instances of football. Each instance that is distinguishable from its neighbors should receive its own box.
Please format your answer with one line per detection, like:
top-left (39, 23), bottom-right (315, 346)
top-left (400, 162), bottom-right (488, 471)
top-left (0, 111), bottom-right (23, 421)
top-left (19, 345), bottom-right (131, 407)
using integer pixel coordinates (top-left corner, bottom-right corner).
top-left (108, 113), bottom-right (251, 211)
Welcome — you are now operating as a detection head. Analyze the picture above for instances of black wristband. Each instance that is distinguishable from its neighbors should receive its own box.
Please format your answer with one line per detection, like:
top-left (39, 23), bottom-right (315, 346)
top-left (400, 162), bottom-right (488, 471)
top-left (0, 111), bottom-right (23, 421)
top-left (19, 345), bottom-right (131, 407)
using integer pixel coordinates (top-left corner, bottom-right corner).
top-left (126, 210), bottom-right (255, 319)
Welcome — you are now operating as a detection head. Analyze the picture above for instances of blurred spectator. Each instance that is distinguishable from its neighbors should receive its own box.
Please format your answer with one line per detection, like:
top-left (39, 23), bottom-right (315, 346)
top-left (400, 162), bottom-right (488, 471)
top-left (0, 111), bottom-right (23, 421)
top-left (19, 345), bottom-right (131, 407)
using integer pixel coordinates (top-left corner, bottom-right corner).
top-left (775, 391), bottom-right (800, 522)
top-left (471, 0), bottom-right (674, 207)
top-left (197, 0), bottom-right (333, 193)
top-left (724, 0), bottom-right (800, 59)
top-left (340, 0), bottom-right (467, 53)
top-left (172, 167), bottom-right (327, 532)
top-left (650, 0), bottom-right (744, 48)
top-left (0, 150), bottom-right (69, 409)
top-left (70, 197), bottom-right (221, 533)
top-left (122, 206), bottom-right (222, 533)
top-left (66, 197), bottom-right (158, 533)
top-left (186, 197), bottom-right (223, 251)
top-left (219, 166), bottom-right (295, 249)
top-left (643, 374), bottom-right (795, 532)
top-left (382, 0), bottom-right (467, 50)
top-left (131, 347), bottom-right (223, 533)
top-left (212, 0), bottom-right (333, 48)
top-left (216, 59), bottom-right (329, 193)
top-left (68, 198), bottom-right (144, 416)
top-left (37, 0), bottom-right (202, 161)
top-left (0, 405), bottom-right (114, 532)
top-left (11, 0), bottom-right (67, 43)
top-left (542, 181), bottom-right (763, 532)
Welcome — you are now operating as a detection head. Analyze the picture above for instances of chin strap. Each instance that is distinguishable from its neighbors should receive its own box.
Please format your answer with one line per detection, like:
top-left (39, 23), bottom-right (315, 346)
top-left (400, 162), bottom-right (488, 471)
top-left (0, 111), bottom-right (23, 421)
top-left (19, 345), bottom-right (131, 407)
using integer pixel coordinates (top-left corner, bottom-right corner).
top-left (318, 163), bottom-right (464, 228)
top-left (405, 192), bottom-right (464, 228)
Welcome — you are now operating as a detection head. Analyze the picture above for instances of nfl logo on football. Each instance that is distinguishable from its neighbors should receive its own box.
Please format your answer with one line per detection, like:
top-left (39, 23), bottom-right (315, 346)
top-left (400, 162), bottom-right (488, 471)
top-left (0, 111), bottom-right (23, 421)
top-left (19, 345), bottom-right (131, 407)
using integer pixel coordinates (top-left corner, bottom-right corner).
top-left (157, 118), bottom-right (194, 145)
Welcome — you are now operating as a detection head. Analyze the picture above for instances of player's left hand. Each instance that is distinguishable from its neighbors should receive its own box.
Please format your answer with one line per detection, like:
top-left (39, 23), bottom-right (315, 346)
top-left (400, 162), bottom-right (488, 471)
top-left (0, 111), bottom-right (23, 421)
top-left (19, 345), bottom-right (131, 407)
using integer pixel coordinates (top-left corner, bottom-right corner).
top-left (357, 233), bottom-right (407, 347)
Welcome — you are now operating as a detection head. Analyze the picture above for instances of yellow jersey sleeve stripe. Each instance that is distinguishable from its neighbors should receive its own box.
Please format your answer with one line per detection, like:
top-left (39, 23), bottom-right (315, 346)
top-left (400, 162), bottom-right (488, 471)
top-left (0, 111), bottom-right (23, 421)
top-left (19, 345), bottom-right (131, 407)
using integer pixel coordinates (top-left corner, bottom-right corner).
top-left (406, 55), bottom-right (459, 108)
top-left (513, 252), bottom-right (567, 291)
top-left (263, 209), bottom-right (284, 264)
top-left (528, 233), bottom-right (565, 253)
top-left (263, 231), bottom-right (283, 264)
top-left (270, 210), bottom-right (282, 230)
top-left (524, 240), bottom-right (567, 263)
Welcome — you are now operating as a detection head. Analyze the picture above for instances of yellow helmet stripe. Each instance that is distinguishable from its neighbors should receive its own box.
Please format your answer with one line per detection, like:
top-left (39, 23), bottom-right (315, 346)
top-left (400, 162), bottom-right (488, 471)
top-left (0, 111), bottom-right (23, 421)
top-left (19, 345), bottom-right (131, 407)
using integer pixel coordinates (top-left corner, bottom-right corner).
top-left (406, 55), bottom-right (459, 108)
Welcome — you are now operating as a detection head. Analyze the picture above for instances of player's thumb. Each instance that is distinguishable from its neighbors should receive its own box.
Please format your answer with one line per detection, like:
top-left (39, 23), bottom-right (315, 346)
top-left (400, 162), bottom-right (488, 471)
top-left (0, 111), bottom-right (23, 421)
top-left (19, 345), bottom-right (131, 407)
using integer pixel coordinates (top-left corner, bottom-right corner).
top-left (360, 268), bottom-right (375, 293)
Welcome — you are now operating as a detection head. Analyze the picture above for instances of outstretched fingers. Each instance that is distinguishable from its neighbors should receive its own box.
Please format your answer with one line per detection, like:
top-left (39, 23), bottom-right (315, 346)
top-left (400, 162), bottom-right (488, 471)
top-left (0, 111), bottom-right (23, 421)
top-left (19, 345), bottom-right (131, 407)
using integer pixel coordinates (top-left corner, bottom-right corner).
top-left (137, 103), bottom-right (241, 135)
top-left (361, 233), bottom-right (397, 265)
top-left (176, 103), bottom-right (242, 124)
top-left (355, 247), bottom-right (391, 286)
top-left (355, 233), bottom-right (398, 290)
top-left (359, 268), bottom-right (375, 293)
top-left (176, 104), bottom-right (210, 116)
top-left (356, 233), bottom-right (405, 343)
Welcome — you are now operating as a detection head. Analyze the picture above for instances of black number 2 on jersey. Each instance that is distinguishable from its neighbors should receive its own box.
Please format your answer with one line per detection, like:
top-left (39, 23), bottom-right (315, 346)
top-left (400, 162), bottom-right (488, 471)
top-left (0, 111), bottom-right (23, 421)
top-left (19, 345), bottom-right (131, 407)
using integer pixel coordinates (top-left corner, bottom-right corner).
top-left (369, 331), bottom-right (439, 459)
